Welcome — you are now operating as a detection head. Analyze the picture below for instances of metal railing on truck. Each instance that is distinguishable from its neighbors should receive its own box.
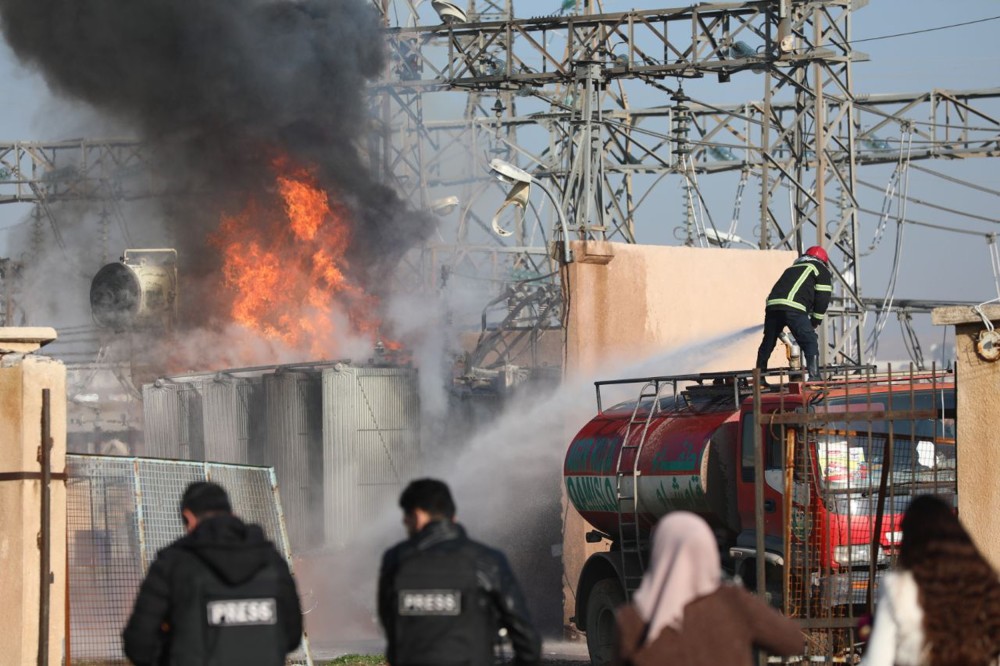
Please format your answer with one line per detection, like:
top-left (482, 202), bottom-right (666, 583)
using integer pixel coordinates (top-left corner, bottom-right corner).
top-left (754, 363), bottom-right (955, 659)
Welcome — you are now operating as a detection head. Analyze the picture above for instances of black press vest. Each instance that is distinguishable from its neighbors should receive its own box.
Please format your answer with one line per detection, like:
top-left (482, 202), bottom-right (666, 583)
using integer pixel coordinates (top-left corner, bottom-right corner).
top-left (166, 553), bottom-right (289, 666)
top-left (392, 542), bottom-right (498, 666)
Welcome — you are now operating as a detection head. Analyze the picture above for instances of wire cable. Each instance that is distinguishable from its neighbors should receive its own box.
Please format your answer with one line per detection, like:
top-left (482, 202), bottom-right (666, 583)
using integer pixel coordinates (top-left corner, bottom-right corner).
top-left (867, 130), bottom-right (914, 360)
top-left (727, 166), bottom-right (750, 240)
top-left (860, 202), bottom-right (996, 237)
top-left (863, 125), bottom-right (911, 256)
top-left (910, 164), bottom-right (1000, 197)
top-left (990, 235), bottom-right (1000, 301)
top-left (856, 178), bottom-right (1000, 226)
top-left (846, 14), bottom-right (1000, 46)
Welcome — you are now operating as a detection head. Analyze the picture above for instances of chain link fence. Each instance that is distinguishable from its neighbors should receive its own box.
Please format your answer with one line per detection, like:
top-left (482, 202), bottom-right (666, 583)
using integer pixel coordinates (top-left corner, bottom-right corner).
top-left (66, 454), bottom-right (314, 665)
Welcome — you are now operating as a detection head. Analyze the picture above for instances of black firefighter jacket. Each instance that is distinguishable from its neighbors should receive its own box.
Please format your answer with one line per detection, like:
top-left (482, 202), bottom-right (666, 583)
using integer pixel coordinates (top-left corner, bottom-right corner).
top-left (764, 254), bottom-right (833, 326)
top-left (378, 520), bottom-right (542, 666)
top-left (122, 514), bottom-right (303, 666)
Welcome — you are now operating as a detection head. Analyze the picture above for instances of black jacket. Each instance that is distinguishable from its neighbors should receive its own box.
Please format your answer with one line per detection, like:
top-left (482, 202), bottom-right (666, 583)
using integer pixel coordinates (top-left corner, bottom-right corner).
top-left (764, 255), bottom-right (833, 326)
top-left (378, 520), bottom-right (542, 666)
top-left (122, 514), bottom-right (303, 666)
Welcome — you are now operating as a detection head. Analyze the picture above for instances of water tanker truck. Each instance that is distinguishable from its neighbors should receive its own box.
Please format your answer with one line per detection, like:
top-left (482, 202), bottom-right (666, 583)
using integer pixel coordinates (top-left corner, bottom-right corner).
top-left (564, 368), bottom-right (955, 664)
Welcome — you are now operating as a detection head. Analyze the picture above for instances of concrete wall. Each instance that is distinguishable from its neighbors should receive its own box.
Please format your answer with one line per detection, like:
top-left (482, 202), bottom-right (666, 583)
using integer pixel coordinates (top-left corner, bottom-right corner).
top-left (0, 338), bottom-right (67, 664)
top-left (932, 304), bottom-right (1000, 570)
top-left (560, 241), bottom-right (795, 631)
top-left (564, 241), bottom-right (796, 375)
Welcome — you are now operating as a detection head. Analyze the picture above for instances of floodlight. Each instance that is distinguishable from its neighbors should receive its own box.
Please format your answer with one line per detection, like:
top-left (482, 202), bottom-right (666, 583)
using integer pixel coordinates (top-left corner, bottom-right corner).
top-left (432, 1), bottom-right (469, 25)
top-left (489, 158), bottom-right (533, 185)
top-left (704, 229), bottom-right (757, 249)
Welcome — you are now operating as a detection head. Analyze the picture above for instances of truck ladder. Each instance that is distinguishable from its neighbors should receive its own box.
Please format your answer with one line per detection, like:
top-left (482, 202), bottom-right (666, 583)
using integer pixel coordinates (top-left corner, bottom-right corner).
top-left (614, 380), bottom-right (675, 598)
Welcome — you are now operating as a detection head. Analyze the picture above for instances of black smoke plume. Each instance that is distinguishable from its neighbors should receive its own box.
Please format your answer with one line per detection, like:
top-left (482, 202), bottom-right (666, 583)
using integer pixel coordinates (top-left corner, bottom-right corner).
top-left (0, 0), bottom-right (431, 326)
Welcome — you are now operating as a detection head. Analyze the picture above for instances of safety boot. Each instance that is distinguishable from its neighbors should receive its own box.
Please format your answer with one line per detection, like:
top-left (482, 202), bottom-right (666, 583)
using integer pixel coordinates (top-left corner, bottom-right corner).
top-left (805, 355), bottom-right (820, 381)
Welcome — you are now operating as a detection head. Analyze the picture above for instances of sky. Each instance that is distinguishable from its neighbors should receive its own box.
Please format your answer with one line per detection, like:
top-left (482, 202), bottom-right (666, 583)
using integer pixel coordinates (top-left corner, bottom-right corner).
top-left (0, 0), bottom-right (998, 363)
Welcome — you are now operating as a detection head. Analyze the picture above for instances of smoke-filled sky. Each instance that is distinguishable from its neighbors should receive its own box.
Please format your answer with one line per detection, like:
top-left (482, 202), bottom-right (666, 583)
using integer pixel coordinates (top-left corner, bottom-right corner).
top-left (0, 0), bottom-right (431, 335)
top-left (0, 0), bottom-right (998, 363)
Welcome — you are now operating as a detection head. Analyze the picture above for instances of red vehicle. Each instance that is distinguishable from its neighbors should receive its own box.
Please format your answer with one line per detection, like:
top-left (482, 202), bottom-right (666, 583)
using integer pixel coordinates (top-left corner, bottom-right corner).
top-left (564, 369), bottom-right (955, 664)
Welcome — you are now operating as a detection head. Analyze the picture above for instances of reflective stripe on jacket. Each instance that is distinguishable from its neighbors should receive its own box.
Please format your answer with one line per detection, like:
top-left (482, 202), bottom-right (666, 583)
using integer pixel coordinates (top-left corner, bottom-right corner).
top-left (764, 255), bottom-right (833, 325)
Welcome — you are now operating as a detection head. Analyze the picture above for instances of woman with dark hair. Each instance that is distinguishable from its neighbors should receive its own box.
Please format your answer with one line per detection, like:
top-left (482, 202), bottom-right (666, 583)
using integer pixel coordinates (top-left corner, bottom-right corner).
top-left (613, 512), bottom-right (803, 666)
top-left (862, 494), bottom-right (1000, 666)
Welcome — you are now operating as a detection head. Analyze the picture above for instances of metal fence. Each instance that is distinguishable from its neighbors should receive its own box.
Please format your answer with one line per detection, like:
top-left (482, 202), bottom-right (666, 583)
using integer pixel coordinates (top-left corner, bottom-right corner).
top-left (66, 454), bottom-right (314, 665)
top-left (757, 366), bottom-right (957, 659)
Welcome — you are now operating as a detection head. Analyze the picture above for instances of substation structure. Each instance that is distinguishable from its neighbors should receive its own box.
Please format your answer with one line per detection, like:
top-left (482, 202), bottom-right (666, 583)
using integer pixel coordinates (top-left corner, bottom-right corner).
top-left (371, 0), bottom-right (1000, 372)
top-left (1, 3), bottom-right (1000, 377)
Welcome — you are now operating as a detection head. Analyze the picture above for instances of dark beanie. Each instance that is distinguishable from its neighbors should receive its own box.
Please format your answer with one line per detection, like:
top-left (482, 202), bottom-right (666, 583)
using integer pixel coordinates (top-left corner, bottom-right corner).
top-left (180, 481), bottom-right (232, 517)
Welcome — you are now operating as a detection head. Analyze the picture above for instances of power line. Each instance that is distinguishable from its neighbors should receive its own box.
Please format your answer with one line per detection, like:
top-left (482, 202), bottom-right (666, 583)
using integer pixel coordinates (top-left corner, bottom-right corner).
top-left (846, 14), bottom-right (1000, 46)
top-left (858, 206), bottom-right (990, 238)
top-left (856, 179), bottom-right (1000, 226)
top-left (911, 164), bottom-right (1000, 198)
top-left (900, 218), bottom-right (992, 238)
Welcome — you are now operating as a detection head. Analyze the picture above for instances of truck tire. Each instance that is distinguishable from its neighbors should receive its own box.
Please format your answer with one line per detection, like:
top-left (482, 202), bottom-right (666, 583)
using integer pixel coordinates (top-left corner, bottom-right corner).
top-left (585, 578), bottom-right (625, 666)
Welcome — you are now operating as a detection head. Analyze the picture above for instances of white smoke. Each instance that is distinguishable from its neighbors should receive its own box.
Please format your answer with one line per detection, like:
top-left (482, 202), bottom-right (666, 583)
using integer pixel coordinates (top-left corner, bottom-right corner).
top-left (300, 324), bottom-right (765, 644)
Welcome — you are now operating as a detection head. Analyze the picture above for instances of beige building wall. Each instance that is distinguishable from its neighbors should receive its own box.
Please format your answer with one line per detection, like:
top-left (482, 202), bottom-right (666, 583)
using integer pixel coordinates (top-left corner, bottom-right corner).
top-left (0, 330), bottom-right (67, 665)
top-left (561, 241), bottom-right (795, 631)
top-left (932, 304), bottom-right (1000, 570)
top-left (564, 241), bottom-right (796, 375)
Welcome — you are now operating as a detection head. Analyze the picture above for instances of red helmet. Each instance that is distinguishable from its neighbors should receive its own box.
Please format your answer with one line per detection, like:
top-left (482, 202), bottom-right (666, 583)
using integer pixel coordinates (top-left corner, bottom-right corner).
top-left (804, 245), bottom-right (829, 264)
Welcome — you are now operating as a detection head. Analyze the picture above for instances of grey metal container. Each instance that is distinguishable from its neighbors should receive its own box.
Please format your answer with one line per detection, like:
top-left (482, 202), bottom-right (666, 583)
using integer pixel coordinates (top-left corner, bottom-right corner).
top-left (142, 375), bottom-right (261, 464)
top-left (142, 382), bottom-right (191, 459)
top-left (197, 376), bottom-right (262, 464)
top-left (322, 364), bottom-right (421, 547)
top-left (260, 371), bottom-right (323, 551)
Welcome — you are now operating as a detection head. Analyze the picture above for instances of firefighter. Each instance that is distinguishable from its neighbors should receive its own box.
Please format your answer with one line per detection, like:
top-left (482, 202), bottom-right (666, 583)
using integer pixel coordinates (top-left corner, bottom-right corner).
top-left (755, 245), bottom-right (833, 381)
top-left (122, 482), bottom-right (303, 666)
top-left (378, 478), bottom-right (542, 666)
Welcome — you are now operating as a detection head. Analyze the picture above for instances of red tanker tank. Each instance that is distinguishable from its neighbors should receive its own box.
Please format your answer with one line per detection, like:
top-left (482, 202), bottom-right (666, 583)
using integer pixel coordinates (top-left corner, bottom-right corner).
top-left (564, 384), bottom-right (744, 541)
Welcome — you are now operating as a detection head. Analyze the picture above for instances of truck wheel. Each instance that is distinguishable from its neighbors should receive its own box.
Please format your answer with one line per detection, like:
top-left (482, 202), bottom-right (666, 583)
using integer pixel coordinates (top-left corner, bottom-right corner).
top-left (585, 578), bottom-right (625, 666)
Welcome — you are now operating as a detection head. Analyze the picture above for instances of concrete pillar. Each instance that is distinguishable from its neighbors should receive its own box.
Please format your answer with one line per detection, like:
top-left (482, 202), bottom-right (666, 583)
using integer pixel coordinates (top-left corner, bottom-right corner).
top-left (932, 304), bottom-right (1000, 569)
top-left (0, 328), bottom-right (67, 665)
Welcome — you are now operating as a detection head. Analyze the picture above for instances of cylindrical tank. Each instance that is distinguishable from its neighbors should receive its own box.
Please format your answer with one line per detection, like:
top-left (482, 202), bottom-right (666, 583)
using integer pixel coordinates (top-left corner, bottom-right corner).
top-left (564, 397), bottom-right (741, 537)
top-left (198, 376), bottom-right (261, 465)
top-left (322, 364), bottom-right (421, 548)
top-left (261, 371), bottom-right (322, 552)
top-left (142, 380), bottom-right (197, 459)
top-left (90, 249), bottom-right (177, 330)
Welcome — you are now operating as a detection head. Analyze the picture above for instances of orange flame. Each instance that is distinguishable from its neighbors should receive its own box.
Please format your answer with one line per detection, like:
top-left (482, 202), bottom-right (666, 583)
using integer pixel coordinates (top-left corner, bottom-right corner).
top-left (210, 158), bottom-right (385, 358)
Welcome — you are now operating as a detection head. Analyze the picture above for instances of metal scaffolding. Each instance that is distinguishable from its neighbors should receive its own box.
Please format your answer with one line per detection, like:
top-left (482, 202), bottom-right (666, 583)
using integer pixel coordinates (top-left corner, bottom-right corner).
top-left (3, 2), bottom-right (1000, 366)
top-left (371, 0), bottom-right (1000, 366)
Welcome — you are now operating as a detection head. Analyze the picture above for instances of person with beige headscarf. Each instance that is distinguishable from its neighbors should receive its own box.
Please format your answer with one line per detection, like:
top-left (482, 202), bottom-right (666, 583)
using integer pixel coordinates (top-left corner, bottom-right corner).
top-left (613, 512), bottom-right (803, 666)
